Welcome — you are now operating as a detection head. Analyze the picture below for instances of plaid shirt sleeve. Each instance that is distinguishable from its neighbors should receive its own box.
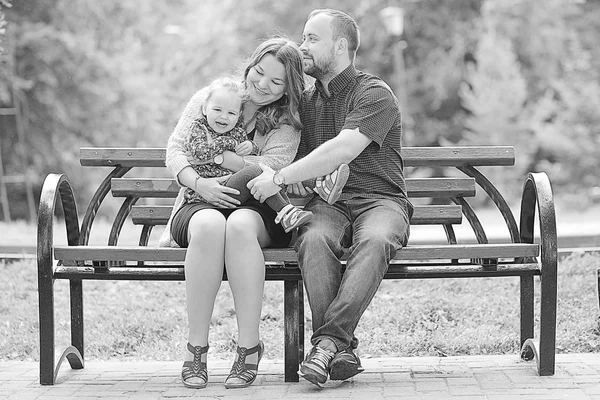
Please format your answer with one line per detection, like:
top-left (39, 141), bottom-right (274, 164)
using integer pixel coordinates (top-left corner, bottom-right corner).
top-left (343, 84), bottom-right (398, 148)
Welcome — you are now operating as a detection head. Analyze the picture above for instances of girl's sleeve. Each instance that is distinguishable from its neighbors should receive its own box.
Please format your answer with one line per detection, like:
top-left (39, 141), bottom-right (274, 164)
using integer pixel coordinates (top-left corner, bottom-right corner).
top-left (166, 90), bottom-right (205, 184)
top-left (242, 124), bottom-right (301, 170)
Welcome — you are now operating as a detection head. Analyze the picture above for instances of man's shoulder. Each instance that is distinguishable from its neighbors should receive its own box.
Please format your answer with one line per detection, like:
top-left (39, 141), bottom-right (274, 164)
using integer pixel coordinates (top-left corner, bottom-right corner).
top-left (353, 70), bottom-right (392, 93)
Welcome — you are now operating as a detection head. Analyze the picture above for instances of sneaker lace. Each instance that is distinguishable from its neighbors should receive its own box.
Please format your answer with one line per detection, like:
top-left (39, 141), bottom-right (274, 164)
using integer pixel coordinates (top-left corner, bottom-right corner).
top-left (311, 347), bottom-right (334, 370)
top-left (274, 204), bottom-right (295, 224)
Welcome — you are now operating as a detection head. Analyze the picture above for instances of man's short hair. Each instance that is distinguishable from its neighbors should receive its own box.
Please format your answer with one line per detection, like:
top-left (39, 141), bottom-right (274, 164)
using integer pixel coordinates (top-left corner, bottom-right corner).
top-left (309, 9), bottom-right (360, 60)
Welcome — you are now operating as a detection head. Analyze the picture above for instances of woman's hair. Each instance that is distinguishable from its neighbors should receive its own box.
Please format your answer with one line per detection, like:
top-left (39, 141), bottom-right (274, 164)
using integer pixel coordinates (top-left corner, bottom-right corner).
top-left (199, 76), bottom-right (250, 120)
top-left (241, 37), bottom-right (305, 134)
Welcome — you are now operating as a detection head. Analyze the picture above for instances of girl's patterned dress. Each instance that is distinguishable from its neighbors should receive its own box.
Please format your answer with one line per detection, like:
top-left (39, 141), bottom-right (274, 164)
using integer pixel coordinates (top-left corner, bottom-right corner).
top-left (183, 117), bottom-right (257, 203)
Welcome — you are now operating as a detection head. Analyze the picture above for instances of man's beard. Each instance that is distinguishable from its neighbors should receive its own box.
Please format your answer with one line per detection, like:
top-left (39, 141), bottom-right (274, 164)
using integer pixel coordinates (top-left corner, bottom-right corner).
top-left (304, 51), bottom-right (337, 81)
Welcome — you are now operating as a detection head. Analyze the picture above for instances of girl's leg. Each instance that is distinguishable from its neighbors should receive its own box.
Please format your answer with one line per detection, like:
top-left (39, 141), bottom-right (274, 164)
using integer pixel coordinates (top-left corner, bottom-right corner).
top-left (224, 209), bottom-right (270, 362)
top-left (227, 166), bottom-right (312, 233)
top-left (226, 165), bottom-right (290, 211)
top-left (225, 165), bottom-right (262, 204)
top-left (184, 209), bottom-right (227, 357)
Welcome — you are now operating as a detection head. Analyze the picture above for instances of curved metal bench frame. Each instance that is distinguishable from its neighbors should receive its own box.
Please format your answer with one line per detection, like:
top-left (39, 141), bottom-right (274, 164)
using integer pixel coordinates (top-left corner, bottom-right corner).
top-left (37, 149), bottom-right (558, 384)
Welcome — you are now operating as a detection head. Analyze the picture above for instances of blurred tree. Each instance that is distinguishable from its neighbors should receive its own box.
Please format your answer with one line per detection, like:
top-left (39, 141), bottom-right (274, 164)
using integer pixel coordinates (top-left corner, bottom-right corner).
top-left (459, 0), bottom-right (600, 204)
top-left (458, 0), bottom-right (530, 202)
top-left (0, 0), bottom-right (599, 219)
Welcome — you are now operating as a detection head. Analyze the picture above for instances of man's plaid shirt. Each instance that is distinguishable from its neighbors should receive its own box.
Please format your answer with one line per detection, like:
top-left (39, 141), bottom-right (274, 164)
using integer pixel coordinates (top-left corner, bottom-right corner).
top-left (297, 65), bottom-right (408, 203)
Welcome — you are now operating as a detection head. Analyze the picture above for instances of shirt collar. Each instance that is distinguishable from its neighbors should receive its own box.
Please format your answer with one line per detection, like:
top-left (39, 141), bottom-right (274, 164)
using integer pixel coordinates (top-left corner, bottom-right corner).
top-left (315, 65), bottom-right (358, 97)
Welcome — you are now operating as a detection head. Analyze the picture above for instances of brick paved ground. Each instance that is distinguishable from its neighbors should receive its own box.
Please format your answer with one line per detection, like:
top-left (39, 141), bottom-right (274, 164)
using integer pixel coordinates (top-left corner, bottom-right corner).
top-left (1, 354), bottom-right (599, 399)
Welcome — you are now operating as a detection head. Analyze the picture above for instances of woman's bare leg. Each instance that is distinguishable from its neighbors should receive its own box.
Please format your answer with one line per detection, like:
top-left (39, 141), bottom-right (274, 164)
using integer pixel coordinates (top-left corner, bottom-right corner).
top-left (224, 209), bottom-right (270, 367)
top-left (184, 209), bottom-right (227, 364)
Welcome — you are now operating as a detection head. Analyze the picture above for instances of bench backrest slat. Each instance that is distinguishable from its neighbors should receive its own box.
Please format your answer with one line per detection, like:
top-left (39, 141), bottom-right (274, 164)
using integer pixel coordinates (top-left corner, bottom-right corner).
top-left (130, 204), bottom-right (464, 226)
top-left (81, 146), bottom-right (514, 168)
top-left (111, 178), bottom-right (476, 199)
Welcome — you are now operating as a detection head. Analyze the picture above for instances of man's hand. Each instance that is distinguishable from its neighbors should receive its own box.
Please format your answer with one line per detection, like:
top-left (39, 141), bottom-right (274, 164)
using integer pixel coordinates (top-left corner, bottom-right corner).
top-left (247, 163), bottom-right (280, 202)
top-left (235, 140), bottom-right (254, 156)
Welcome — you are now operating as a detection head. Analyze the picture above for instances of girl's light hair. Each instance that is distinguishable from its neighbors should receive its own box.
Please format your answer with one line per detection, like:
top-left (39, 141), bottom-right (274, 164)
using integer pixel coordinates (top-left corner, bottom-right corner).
top-left (241, 37), bottom-right (305, 134)
top-left (199, 76), bottom-right (250, 118)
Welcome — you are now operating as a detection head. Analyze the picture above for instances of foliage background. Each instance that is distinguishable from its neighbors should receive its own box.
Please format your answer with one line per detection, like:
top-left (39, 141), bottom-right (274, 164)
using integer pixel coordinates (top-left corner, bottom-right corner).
top-left (1, 0), bottom-right (600, 219)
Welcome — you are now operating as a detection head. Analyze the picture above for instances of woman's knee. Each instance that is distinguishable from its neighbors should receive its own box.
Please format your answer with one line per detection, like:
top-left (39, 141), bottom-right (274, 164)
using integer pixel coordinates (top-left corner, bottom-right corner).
top-left (188, 210), bottom-right (226, 243)
top-left (225, 209), bottom-right (270, 246)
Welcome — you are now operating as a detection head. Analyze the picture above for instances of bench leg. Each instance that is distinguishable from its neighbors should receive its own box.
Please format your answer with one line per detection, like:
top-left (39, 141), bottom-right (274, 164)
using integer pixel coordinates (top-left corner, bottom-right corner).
top-left (538, 263), bottom-right (557, 376)
top-left (519, 275), bottom-right (534, 348)
top-left (298, 282), bottom-right (304, 368)
top-left (38, 263), bottom-right (55, 385)
top-left (70, 280), bottom-right (85, 364)
top-left (284, 280), bottom-right (303, 382)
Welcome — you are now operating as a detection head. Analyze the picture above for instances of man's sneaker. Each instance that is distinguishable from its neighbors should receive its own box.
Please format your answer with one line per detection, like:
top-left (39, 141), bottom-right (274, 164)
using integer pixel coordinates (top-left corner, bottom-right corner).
top-left (275, 204), bottom-right (313, 233)
top-left (298, 345), bottom-right (335, 388)
top-left (329, 348), bottom-right (364, 381)
top-left (314, 163), bottom-right (350, 205)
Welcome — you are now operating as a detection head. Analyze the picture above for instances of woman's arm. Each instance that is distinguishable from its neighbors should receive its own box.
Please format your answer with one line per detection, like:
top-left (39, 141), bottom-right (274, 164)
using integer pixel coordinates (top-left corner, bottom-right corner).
top-left (177, 165), bottom-right (241, 208)
top-left (166, 90), bottom-right (206, 184)
top-left (218, 124), bottom-right (300, 172)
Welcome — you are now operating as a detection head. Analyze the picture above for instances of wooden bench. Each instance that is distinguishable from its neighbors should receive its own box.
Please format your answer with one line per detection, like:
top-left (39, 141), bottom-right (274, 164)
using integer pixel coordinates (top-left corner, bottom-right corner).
top-left (37, 145), bottom-right (558, 385)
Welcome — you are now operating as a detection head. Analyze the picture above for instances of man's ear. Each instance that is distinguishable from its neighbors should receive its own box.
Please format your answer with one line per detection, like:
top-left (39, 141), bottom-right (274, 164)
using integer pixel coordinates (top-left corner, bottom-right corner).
top-left (336, 38), bottom-right (348, 55)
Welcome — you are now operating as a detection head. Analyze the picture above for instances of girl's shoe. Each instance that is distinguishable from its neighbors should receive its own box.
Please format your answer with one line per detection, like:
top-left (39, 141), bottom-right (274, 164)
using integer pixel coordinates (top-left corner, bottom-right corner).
top-left (275, 204), bottom-right (313, 233)
top-left (224, 341), bottom-right (264, 389)
top-left (314, 163), bottom-right (350, 204)
top-left (181, 343), bottom-right (209, 389)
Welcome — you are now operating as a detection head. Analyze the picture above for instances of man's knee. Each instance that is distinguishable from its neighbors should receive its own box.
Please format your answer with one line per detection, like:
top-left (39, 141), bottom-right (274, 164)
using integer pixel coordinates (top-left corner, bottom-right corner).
top-left (295, 223), bottom-right (340, 254)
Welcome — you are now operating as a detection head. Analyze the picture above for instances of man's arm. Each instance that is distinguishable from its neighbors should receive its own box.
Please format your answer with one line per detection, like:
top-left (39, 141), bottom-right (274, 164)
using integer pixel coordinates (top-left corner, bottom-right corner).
top-left (283, 127), bottom-right (370, 183)
top-left (248, 127), bottom-right (371, 201)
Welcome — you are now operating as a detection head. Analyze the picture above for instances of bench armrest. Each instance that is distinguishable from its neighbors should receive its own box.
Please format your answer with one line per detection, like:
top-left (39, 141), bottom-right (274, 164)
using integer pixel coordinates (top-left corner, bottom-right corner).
top-left (519, 172), bottom-right (557, 269)
top-left (38, 173), bottom-right (81, 274)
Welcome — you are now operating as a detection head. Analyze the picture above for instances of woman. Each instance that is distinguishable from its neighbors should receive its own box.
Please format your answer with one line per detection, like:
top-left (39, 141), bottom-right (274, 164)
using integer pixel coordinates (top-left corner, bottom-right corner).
top-left (160, 37), bottom-right (305, 389)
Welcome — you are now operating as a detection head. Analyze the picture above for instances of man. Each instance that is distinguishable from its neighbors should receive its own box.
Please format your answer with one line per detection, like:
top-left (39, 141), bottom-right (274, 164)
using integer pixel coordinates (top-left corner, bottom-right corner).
top-left (248, 9), bottom-right (412, 387)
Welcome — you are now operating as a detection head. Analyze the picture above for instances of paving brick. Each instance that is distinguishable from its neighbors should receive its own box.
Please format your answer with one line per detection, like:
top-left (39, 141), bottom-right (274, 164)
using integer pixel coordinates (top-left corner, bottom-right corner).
top-left (0, 354), bottom-right (599, 399)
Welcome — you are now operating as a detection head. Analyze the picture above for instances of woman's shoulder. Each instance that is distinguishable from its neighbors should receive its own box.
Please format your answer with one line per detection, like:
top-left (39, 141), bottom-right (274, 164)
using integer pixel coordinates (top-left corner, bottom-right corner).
top-left (187, 88), bottom-right (208, 107)
top-left (263, 123), bottom-right (300, 139)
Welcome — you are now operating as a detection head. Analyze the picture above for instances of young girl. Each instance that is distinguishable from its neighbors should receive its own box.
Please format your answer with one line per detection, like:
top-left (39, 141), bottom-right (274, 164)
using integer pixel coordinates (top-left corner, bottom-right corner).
top-left (177, 76), bottom-right (348, 233)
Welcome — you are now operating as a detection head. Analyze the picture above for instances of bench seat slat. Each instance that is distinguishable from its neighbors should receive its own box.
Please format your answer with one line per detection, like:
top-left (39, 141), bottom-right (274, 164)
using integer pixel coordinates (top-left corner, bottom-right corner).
top-left (53, 262), bottom-right (540, 281)
top-left (129, 204), bottom-right (464, 226)
top-left (111, 177), bottom-right (476, 198)
top-left (55, 243), bottom-right (539, 263)
top-left (81, 146), bottom-right (514, 168)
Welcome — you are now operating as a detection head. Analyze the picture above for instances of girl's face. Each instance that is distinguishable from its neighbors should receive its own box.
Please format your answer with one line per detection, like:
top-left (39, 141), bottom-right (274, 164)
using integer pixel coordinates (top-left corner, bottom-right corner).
top-left (204, 88), bottom-right (243, 134)
top-left (246, 54), bottom-right (287, 106)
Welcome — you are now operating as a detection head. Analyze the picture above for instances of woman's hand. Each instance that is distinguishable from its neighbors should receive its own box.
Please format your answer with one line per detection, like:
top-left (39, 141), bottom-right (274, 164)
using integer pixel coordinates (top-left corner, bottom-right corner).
top-left (235, 140), bottom-right (254, 156)
top-left (195, 175), bottom-right (241, 208)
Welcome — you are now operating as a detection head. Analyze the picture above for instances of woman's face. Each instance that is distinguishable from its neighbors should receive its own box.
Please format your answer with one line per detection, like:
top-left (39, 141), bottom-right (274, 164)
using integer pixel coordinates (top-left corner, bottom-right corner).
top-left (246, 54), bottom-right (287, 106)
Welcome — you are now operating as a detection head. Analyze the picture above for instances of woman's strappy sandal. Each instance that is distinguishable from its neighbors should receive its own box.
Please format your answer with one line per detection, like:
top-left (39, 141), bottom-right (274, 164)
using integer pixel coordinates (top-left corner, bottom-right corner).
top-left (224, 340), bottom-right (264, 389)
top-left (181, 343), bottom-right (209, 389)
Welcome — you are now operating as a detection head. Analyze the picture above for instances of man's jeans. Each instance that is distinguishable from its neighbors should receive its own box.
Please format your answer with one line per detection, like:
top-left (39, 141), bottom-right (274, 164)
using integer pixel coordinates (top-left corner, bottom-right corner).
top-left (295, 196), bottom-right (411, 351)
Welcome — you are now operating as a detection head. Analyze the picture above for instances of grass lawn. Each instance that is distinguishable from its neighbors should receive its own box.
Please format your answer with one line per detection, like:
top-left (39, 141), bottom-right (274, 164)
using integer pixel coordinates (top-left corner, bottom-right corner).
top-left (1, 252), bottom-right (599, 363)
